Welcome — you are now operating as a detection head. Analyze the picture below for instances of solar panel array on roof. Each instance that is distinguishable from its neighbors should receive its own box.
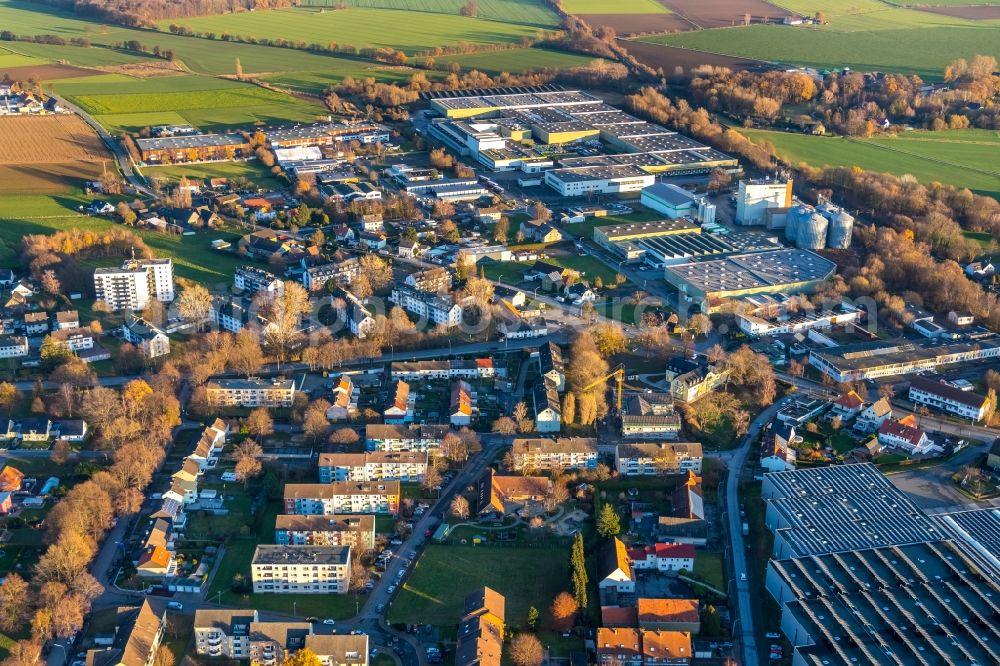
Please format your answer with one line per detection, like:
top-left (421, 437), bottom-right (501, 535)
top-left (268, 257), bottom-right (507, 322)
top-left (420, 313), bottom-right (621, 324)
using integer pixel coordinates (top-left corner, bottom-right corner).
top-left (934, 508), bottom-right (1000, 576)
top-left (770, 540), bottom-right (1000, 666)
top-left (423, 84), bottom-right (567, 100)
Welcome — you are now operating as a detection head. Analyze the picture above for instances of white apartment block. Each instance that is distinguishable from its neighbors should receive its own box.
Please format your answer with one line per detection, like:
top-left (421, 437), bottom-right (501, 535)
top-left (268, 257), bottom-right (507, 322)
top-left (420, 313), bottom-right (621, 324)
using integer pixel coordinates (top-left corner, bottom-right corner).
top-left (908, 377), bottom-right (992, 422)
top-left (284, 481), bottom-right (400, 515)
top-left (121, 317), bottom-right (170, 358)
top-left (0, 336), bottom-right (28, 358)
top-left (93, 258), bottom-right (174, 311)
top-left (235, 266), bottom-right (284, 296)
top-left (615, 443), bottom-right (704, 476)
top-left (389, 284), bottom-right (462, 327)
top-left (510, 437), bottom-right (599, 472)
top-left (364, 424), bottom-right (450, 453)
top-left (205, 377), bottom-right (296, 407)
top-left (318, 451), bottom-right (428, 483)
top-left (251, 545), bottom-right (350, 594)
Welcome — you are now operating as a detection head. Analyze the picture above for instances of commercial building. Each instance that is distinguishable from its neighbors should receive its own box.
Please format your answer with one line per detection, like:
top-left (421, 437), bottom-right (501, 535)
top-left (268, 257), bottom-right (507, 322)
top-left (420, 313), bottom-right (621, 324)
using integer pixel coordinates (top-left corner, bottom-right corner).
top-left (544, 164), bottom-right (655, 196)
top-left (808, 337), bottom-right (1000, 382)
top-left (274, 514), bottom-right (375, 550)
top-left (908, 376), bottom-right (993, 422)
top-left (509, 437), bottom-right (599, 472)
top-left (735, 178), bottom-right (792, 225)
top-left (318, 451), bottom-right (428, 483)
top-left (390, 284), bottom-right (463, 327)
top-left (93, 258), bottom-right (174, 311)
top-left (620, 393), bottom-right (682, 439)
top-left (593, 217), bottom-right (700, 249)
top-left (251, 545), bottom-right (351, 594)
top-left (615, 442), bottom-right (703, 476)
top-left (736, 301), bottom-right (862, 337)
top-left (761, 463), bottom-right (941, 558)
top-left (205, 377), bottom-right (296, 408)
top-left (664, 249), bottom-right (836, 313)
top-left (266, 121), bottom-right (390, 148)
top-left (639, 183), bottom-right (697, 219)
top-left (364, 424), bottom-right (450, 453)
top-left (283, 481), bottom-right (400, 515)
top-left (766, 539), bottom-right (1000, 666)
top-left (136, 133), bottom-right (251, 164)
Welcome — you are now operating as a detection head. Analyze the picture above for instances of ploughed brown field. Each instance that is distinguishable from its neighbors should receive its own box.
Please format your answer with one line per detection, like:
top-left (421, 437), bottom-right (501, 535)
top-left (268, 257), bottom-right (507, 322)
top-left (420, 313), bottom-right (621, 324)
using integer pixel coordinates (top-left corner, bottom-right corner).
top-left (0, 114), bottom-right (113, 193)
top-left (914, 5), bottom-right (1000, 20)
top-left (576, 12), bottom-right (693, 35)
top-left (660, 0), bottom-right (794, 28)
top-left (0, 63), bottom-right (96, 81)
top-left (621, 39), bottom-right (764, 73)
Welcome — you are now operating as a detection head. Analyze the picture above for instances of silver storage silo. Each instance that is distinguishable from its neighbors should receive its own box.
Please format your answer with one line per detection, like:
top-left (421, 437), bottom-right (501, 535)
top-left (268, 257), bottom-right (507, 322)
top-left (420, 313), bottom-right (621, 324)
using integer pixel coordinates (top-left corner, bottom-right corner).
top-left (825, 208), bottom-right (855, 249)
top-left (785, 205), bottom-right (809, 242)
top-left (796, 212), bottom-right (829, 249)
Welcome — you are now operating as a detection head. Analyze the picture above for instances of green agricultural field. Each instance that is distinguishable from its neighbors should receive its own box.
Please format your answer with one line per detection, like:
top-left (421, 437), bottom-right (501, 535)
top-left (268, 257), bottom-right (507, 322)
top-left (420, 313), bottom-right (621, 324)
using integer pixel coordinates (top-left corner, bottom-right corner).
top-left (1, 42), bottom-right (159, 67)
top-left (563, 0), bottom-right (667, 13)
top-left (641, 0), bottom-right (1000, 79)
top-left (161, 7), bottom-right (547, 55)
top-left (261, 64), bottom-right (415, 94)
top-left (388, 544), bottom-right (570, 626)
top-left (0, 49), bottom-right (44, 67)
top-left (741, 127), bottom-right (1000, 198)
top-left (0, 193), bottom-right (244, 284)
top-left (433, 47), bottom-right (606, 74)
top-left (299, 0), bottom-right (560, 27)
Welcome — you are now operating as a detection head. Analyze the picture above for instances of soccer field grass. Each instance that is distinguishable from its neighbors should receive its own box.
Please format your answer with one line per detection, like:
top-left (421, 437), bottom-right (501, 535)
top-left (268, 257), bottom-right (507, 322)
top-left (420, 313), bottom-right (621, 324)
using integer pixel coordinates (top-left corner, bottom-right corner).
top-left (741, 128), bottom-right (1000, 198)
top-left (161, 7), bottom-right (546, 55)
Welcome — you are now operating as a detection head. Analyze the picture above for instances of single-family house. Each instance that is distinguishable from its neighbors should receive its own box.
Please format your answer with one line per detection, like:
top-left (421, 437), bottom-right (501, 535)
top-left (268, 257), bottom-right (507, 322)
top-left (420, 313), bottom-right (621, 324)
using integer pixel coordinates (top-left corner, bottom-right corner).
top-left (450, 379), bottom-right (475, 427)
top-left (760, 422), bottom-right (797, 473)
top-left (475, 468), bottom-right (551, 517)
top-left (532, 378), bottom-right (562, 433)
top-left (384, 380), bottom-right (414, 424)
top-left (854, 397), bottom-right (892, 433)
top-left (598, 537), bottom-right (635, 595)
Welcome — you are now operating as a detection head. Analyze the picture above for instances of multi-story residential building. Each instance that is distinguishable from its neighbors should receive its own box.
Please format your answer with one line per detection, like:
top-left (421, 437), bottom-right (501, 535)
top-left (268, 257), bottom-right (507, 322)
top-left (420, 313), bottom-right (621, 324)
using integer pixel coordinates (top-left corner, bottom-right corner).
top-left (193, 609), bottom-right (258, 660)
top-left (854, 397), bottom-right (892, 433)
top-left (23, 311), bottom-right (48, 335)
top-left (318, 451), bottom-right (428, 483)
top-left (251, 545), bottom-right (351, 594)
top-left (595, 628), bottom-right (692, 666)
top-left (615, 442), bottom-right (703, 476)
top-left (509, 437), bottom-right (598, 472)
top-left (84, 600), bottom-right (166, 666)
top-left (284, 481), bottom-right (400, 515)
top-left (405, 268), bottom-right (452, 294)
top-left (365, 424), bottom-right (450, 453)
top-left (450, 379), bottom-right (475, 427)
top-left (305, 634), bottom-right (369, 666)
top-left (537, 341), bottom-right (565, 392)
top-left (664, 356), bottom-right (728, 403)
top-left (248, 621), bottom-right (312, 665)
top-left (54, 310), bottom-right (79, 330)
top-left (93, 258), bottom-right (174, 311)
top-left (627, 542), bottom-right (695, 572)
top-left (390, 359), bottom-right (494, 381)
top-left (121, 316), bottom-right (170, 358)
top-left (235, 266), bottom-right (284, 296)
top-left (302, 259), bottom-right (360, 292)
top-left (274, 514), bottom-right (375, 550)
top-left (532, 378), bottom-right (561, 433)
top-left (330, 288), bottom-right (374, 339)
top-left (205, 377), bottom-right (296, 408)
top-left (456, 588), bottom-right (505, 666)
top-left (211, 296), bottom-right (254, 334)
top-left (0, 335), bottom-right (28, 358)
top-left (908, 376), bottom-right (993, 422)
top-left (390, 284), bottom-right (462, 327)
top-left (620, 393), bottom-right (682, 439)
top-left (637, 599), bottom-right (700, 633)
top-left (384, 380), bottom-right (414, 424)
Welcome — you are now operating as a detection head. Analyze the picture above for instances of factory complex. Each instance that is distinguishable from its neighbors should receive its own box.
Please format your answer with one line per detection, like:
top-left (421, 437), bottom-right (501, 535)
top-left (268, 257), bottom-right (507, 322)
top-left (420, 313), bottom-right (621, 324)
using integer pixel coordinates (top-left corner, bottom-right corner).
top-left (762, 464), bottom-right (1000, 666)
top-left (426, 86), bottom-right (738, 194)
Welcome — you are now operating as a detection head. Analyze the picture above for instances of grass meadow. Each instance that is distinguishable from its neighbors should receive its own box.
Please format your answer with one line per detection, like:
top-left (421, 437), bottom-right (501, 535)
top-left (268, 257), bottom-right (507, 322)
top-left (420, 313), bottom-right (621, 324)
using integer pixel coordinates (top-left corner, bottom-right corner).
top-left (641, 0), bottom-right (1000, 79)
top-left (432, 47), bottom-right (606, 73)
top-left (741, 127), bottom-right (1000, 198)
top-left (298, 0), bottom-right (560, 27)
top-left (160, 7), bottom-right (548, 55)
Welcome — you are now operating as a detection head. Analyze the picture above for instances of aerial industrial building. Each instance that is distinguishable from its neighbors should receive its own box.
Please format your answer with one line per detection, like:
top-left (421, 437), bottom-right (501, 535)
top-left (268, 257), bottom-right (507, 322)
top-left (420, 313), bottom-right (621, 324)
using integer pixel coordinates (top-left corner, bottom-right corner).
top-left (808, 337), bottom-right (1000, 382)
top-left (735, 178), bottom-right (792, 225)
top-left (761, 463), bottom-right (942, 558)
top-left (782, 200), bottom-right (856, 250)
top-left (424, 86), bottom-right (738, 193)
top-left (663, 248), bottom-right (836, 312)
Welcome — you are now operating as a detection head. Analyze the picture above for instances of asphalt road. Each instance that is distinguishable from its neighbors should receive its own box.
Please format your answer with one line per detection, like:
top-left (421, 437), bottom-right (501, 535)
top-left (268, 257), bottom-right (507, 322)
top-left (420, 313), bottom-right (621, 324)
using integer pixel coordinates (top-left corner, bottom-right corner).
top-left (726, 396), bottom-right (791, 666)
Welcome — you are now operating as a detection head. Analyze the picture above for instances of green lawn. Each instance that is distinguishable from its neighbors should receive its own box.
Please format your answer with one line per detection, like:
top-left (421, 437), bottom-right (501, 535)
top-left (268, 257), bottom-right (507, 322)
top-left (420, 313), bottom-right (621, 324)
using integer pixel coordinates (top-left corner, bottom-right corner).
top-left (0, 193), bottom-right (245, 284)
top-left (563, 0), bottom-right (667, 13)
top-left (562, 209), bottom-right (664, 241)
top-left (693, 551), bottom-right (725, 591)
top-left (433, 47), bottom-right (606, 74)
top-left (641, 7), bottom-right (1000, 80)
top-left (298, 0), bottom-right (560, 27)
top-left (741, 127), bottom-right (1000, 199)
top-left (388, 544), bottom-right (570, 627)
top-left (160, 7), bottom-right (546, 55)
top-left (143, 161), bottom-right (284, 189)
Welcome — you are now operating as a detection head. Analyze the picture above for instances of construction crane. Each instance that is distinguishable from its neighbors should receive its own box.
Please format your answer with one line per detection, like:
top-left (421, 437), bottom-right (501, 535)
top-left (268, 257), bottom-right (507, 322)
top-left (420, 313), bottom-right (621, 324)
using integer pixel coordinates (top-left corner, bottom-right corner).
top-left (581, 364), bottom-right (625, 412)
